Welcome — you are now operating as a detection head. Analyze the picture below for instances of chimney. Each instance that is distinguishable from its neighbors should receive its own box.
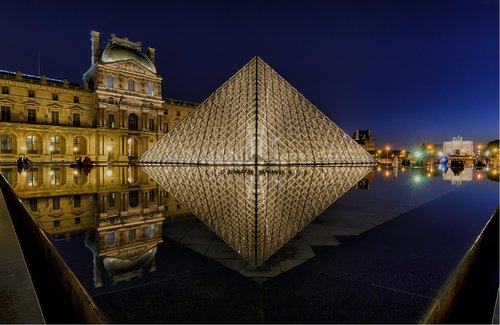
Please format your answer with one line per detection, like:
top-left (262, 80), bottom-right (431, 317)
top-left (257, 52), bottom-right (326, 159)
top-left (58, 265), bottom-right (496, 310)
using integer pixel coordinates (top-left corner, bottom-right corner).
top-left (91, 30), bottom-right (100, 66)
top-left (147, 47), bottom-right (156, 65)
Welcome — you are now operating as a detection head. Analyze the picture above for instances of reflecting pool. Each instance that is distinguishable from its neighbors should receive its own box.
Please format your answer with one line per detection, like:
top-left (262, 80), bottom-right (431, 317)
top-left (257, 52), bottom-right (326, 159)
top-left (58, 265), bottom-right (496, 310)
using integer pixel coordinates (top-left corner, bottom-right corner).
top-left (1, 164), bottom-right (498, 323)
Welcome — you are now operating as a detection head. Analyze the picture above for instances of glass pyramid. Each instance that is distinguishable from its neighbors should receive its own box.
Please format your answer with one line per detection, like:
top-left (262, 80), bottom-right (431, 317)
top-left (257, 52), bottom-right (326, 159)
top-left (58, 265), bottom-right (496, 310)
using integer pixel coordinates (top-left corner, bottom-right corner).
top-left (142, 165), bottom-right (373, 266)
top-left (140, 57), bottom-right (374, 165)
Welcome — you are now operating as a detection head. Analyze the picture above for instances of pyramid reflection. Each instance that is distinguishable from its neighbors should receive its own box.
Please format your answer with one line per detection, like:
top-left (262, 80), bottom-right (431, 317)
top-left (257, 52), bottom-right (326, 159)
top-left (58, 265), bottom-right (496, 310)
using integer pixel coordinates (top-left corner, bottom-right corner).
top-left (142, 165), bottom-right (373, 266)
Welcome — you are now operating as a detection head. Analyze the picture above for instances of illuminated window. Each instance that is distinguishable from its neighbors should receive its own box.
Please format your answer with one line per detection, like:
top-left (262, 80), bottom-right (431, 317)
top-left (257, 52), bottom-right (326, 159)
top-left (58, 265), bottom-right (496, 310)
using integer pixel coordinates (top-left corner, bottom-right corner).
top-left (128, 113), bottom-right (138, 131)
top-left (50, 136), bottom-right (61, 154)
top-left (1, 106), bottom-right (10, 121)
top-left (127, 79), bottom-right (135, 91)
top-left (73, 137), bottom-right (81, 153)
top-left (50, 168), bottom-right (61, 185)
top-left (2, 168), bottom-right (13, 184)
top-left (52, 197), bottom-right (60, 210)
top-left (27, 169), bottom-right (38, 186)
top-left (106, 75), bottom-right (114, 88)
top-left (27, 135), bottom-right (37, 153)
top-left (27, 108), bottom-right (36, 123)
top-left (51, 111), bottom-right (59, 124)
top-left (73, 113), bottom-right (80, 126)
top-left (0, 134), bottom-right (12, 153)
top-left (147, 82), bottom-right (154, 96)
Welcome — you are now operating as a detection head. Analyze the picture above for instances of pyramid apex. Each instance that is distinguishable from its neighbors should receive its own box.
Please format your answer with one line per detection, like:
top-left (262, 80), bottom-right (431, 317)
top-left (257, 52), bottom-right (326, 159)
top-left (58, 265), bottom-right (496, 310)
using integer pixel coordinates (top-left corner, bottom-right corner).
top-left (141, 57), bottom-right (375, 165)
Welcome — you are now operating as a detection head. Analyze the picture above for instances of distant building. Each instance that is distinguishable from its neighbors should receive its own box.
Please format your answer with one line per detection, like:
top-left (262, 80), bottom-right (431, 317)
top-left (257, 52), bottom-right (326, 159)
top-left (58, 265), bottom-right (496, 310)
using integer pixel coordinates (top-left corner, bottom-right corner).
top-left (443, 136), bottom-right (473, 157)
top-left (353, 128), bottom-right (375, 152)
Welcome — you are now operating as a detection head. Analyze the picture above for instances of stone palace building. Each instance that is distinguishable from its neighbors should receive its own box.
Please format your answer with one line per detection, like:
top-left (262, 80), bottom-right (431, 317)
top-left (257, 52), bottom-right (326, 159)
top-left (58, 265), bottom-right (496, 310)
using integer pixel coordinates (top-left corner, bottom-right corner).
top-left (0, 31), bottom-right (196, 163)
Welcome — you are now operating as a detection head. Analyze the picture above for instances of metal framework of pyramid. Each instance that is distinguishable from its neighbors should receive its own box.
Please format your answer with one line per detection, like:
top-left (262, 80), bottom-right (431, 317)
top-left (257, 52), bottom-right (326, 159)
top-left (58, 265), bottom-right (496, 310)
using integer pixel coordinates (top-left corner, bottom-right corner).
top-left (140, 56), bottom-right (374, 165)
top-left (142, 165), bottom-right (373, 266)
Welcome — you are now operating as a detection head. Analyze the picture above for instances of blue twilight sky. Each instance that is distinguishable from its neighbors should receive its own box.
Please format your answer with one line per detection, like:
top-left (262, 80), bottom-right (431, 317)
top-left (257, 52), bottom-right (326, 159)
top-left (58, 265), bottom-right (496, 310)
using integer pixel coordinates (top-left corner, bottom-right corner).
top-left (1, 0), bottom-right (498, 149)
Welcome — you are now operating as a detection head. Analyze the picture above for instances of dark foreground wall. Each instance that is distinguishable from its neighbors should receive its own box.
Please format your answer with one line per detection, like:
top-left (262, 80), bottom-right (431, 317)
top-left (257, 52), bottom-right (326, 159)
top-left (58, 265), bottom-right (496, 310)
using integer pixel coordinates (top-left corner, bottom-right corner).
top-left (0, 174), bottom-right (106, 324)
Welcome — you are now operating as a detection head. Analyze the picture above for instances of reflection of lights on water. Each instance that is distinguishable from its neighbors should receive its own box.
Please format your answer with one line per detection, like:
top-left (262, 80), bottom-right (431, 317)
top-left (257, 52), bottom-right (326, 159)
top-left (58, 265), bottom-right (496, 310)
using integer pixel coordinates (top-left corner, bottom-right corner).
top-left (414, 175), bottom-right (422, 183)
top-left (427, 173), bottom-right (432, 178)
top-left (377, 166), bottom-right (381, 172)
top-left (401, 167), bottom-right (406, 172)
top-left (477, 174), bottom-right (482, 180)
top-left (385, 171), bottom-right (390, 177)
top-left (106, 169), bottom-right (113, 177)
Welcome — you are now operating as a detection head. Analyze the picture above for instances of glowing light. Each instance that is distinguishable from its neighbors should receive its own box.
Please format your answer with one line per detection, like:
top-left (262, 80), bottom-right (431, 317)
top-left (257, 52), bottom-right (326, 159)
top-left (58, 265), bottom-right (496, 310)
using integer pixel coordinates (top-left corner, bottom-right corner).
top-left (414, 151), bottom-right (422, 158)
top-left (73, 147), bottom-right (78, 152)
top-left (106, 169), bottom-right (113, 177)
top-left (493, 170), bottom-right (498, 175)
top-left (385, 146), bottom-right (390, 151)
top-left (127, 138), bottom-right (132, 144)
top-left (427, 173), bottom-right (432, 178)
top-left (127, 177), bottom-right (133, 183)
top-left (377, 166), bottom-right (381, 172)
top-left (485, 151), bottom-right (490, 156)
top-left (438, 151), bottom-right (443, 157)
top-left (48, 169), bottom-right (54, 176)
top-left (477, 174), bottom-right (482, 180)
top-left (385, 171), bottom-right (390, 177)
top-left (414, 175), bottom-right (422, 183)
top-left (73, 170), bottom-right (79, 176)
top-left (427, 145), bottom-right (432, 150)
top-left (401, 150), bottom-right (406, 155)
top-left (21, 171), bottom-right (27, 177)
top-left (106, 145), bottom-right (112, 152)
top-left (20, 145), bottom-right (26, 152)
top-left (48, 145), bottom-right (54, 152)
top-left (401, 167), bottom-right (406, 172)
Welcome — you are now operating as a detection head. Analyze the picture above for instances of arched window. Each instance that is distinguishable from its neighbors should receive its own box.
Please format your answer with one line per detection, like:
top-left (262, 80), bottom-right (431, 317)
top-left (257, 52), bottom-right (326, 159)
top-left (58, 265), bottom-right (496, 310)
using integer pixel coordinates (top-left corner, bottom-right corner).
top-left (27, 135), bottom-right (38, 153)
top-left (454, 149), bottom-right (460, 156)
top-left (128, 79), bottom-right (135, 91)
top-left (147, 82), bottom-right (154, 96)
top-left (0, 134), bottom-right (12, 153)
top-left (106, 75), bottom-right (114, 89)
top-left (50, 136), bottom-right (61, 154)
top-left (73, 137), bottom-right (81, 154)
top-left (128, 113), bottom-right (138, 131)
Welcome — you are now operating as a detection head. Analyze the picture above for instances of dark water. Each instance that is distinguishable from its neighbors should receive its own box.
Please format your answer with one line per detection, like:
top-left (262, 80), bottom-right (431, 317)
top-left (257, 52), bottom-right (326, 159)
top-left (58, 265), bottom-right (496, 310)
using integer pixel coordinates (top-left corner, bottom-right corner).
top-left (2, 164), bottom-right (498, 323)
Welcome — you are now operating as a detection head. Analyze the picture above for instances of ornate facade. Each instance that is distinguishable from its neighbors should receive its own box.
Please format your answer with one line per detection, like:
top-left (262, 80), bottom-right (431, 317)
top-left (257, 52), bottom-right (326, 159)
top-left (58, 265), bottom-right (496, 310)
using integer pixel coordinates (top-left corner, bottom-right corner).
top-left (0, 31), bottom-right (196, 163)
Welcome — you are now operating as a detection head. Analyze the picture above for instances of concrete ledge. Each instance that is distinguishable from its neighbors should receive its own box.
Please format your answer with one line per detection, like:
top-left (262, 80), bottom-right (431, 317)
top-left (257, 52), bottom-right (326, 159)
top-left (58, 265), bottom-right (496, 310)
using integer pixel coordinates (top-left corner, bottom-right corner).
top-left (0, 184), bottom-right (44, 324)
top-left (0, 173), bottom-right (107, 323)
top-left (421, 208), bottom-right (499, 323)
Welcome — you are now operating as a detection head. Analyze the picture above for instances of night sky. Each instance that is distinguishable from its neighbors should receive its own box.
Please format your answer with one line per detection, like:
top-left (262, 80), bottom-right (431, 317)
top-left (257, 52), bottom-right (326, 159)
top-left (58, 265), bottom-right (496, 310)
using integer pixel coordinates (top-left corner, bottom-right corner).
top-left (1, 0), bottom-right (498, 149)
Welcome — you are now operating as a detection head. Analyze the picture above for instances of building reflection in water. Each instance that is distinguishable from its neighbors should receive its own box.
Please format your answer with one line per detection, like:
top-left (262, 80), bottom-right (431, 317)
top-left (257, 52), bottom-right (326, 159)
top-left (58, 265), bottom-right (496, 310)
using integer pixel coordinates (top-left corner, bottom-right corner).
top-left (142, 165), bottom-right (373, 267)
top-left (2, 165), bottom-right (189, 288)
